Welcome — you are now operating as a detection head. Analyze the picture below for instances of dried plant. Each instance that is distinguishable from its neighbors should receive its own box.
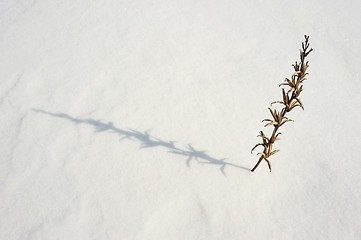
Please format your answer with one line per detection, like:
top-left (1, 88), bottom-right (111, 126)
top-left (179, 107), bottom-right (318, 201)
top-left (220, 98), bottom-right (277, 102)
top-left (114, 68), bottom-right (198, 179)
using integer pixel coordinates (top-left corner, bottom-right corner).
top-left (251, 35), bottom-right (313, 172)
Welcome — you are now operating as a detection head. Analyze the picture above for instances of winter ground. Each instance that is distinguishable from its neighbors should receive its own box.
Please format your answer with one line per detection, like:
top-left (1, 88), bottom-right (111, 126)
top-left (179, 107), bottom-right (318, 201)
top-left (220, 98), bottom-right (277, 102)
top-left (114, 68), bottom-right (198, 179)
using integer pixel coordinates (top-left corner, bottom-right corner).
top-left (1, 0), bottom-right (361, 239)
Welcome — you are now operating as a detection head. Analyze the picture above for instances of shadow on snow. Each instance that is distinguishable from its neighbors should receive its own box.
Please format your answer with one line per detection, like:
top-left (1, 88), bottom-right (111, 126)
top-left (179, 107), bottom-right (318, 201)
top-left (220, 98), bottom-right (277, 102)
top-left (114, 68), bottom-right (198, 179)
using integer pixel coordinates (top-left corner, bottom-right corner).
top-left (33, 109), bottom-right (250, 175)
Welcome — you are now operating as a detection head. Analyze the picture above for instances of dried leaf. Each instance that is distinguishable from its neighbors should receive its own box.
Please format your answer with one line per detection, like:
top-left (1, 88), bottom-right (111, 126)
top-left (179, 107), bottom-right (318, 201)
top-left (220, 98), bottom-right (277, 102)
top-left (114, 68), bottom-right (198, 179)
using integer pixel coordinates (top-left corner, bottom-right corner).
top-left (251, 143), bottom-right (263, 153)
top-left (268, 108), bottom-right (275, 119)
top-left (262, 119), bottom-right (273, 122)
top-left (264, 121), bottom-right (278, 127)
top-left (271, 101), bottom-right (284, 106)
top-left (269, 149), bottom-right (280, 156)
top-left (295, 97), bottom-right (304, 110)
top-left (279, 119), bottom-right (294, 127)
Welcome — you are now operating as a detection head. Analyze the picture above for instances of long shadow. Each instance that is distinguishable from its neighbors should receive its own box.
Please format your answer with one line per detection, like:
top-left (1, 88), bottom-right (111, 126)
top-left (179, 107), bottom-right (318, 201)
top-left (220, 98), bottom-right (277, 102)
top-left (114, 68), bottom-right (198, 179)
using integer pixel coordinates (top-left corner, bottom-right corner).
top-left (33, 109), bottom-right (250, 175)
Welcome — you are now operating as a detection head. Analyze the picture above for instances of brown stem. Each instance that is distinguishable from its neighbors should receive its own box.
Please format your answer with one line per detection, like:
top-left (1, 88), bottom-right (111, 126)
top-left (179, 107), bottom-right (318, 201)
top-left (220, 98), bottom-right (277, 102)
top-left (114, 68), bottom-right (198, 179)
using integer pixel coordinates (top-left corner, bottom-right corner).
top-left (251, 156), bottom-right (264, 172)
top-left (251, 35), bottom-right (311, 172)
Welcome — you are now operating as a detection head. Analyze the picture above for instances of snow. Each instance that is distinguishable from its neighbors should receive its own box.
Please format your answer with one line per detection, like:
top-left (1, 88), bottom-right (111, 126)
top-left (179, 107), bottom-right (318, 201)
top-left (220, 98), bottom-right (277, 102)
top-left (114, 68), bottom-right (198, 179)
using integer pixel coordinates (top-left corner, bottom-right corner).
top-left (1, 0), bottom-right (361, 239)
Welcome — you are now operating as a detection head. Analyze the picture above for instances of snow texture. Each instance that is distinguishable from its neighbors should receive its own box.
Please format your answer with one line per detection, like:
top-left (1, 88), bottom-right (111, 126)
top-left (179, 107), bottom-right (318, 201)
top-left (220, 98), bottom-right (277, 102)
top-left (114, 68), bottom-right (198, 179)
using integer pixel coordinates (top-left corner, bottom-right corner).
top-left (1, 0), bottom-right (361, 239)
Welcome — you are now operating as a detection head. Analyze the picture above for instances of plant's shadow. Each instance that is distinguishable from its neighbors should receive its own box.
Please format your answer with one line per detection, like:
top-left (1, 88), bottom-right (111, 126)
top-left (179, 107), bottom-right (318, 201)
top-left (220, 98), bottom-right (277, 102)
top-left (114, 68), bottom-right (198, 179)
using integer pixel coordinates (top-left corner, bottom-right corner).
top-left (33, 109), bottom-right (250, 175)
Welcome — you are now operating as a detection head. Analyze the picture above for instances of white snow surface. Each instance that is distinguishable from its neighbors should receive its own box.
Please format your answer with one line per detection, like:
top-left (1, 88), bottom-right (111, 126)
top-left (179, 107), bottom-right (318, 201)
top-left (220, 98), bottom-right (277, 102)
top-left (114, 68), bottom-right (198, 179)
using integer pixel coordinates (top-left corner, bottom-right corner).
top-left (1, 0), bottom-right (361, 239)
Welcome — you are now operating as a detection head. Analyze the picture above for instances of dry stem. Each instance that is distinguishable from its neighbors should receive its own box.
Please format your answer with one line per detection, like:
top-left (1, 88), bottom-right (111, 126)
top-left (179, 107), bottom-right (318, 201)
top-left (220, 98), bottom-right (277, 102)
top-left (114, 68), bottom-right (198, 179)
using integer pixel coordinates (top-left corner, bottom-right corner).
top-left (251, 35), bottom-right (312, 172)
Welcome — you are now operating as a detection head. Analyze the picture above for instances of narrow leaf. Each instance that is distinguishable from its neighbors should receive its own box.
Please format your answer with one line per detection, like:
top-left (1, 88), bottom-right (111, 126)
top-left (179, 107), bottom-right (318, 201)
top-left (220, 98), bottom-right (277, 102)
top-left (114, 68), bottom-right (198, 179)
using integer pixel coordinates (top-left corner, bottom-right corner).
top-left (251, 143), bottom-right (263, 153)
top-left (269, 108), bottom-right (276, 120)
top-left (271, 101), bottom-right (284, 105)
top-left (282, 88), bottom-right (286, 104)
top-left (265, 121), bottom-right (278, 127)
top-left (279, 119), bottom-right (294, 127)
top-left (295, 97), bottom-right (304, 110)
top-left (269, 149), bottom-right (280, 156)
